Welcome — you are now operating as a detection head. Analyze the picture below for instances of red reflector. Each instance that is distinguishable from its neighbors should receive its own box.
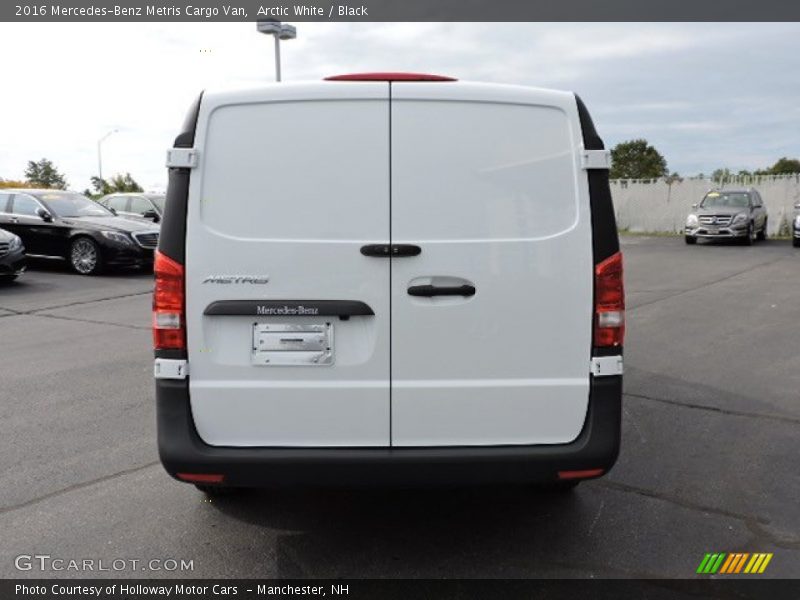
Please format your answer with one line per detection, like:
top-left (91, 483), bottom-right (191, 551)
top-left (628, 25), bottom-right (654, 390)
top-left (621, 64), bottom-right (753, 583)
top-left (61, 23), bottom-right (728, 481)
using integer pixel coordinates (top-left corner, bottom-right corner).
top-left (153, 250), bottom-right (186, 350)
top-left (594, 251), bottom-right (625, 348)
top-left (558, 468), bottom-right (604, 480)
top-left (325, 72), bottom-right (456, 82)
top-left (176, 473), bottom-right (225, 484)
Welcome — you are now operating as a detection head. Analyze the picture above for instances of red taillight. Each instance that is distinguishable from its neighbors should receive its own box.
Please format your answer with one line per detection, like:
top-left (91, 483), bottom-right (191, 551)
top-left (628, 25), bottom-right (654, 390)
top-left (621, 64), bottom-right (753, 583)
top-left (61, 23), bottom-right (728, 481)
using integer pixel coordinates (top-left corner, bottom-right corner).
top-left (594, 251), bottom-right (625, 348)
top-left (153, 250), bottom-right (185, 350)
top-left (176, 473), bottom-right (225, 484)
top-left (325, 72), bottom-right (456, 82)
top-left (558, 468), bottom-right (605, 480)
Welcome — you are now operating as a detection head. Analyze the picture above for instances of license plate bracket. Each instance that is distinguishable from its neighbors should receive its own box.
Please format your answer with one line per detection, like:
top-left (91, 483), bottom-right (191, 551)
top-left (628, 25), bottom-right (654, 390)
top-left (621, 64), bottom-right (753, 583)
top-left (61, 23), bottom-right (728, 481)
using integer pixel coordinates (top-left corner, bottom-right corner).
top-left (251, 322), bottom-right (334, 366)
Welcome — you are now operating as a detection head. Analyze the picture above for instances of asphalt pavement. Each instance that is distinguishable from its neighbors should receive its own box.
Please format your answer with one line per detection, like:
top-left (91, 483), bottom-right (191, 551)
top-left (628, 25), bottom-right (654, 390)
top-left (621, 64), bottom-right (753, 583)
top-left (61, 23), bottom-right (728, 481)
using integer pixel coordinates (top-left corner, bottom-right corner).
top-left (0, 238), bottom-right (798, 579)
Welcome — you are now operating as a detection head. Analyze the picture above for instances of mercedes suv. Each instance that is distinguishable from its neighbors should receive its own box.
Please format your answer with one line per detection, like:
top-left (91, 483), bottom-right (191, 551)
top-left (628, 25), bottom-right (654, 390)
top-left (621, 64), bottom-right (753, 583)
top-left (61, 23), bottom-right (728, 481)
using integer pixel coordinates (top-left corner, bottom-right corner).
top-left (685, 188), bottom-right (768, 245)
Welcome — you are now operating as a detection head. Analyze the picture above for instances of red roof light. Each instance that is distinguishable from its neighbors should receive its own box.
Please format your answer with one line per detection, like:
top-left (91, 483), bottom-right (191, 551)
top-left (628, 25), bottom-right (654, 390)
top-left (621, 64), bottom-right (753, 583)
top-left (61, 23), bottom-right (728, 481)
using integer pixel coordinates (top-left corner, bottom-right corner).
top-left (325, 72), bottom-right (456, 82)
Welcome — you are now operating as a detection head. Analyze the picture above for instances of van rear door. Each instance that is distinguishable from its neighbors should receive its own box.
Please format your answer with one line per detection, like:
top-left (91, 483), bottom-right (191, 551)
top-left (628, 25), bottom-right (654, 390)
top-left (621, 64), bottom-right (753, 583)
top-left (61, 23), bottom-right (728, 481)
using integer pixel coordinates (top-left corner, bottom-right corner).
top-left (186, 83), bottom-right (391, 447)
top-left (389, 83), bottom-right (593, 446)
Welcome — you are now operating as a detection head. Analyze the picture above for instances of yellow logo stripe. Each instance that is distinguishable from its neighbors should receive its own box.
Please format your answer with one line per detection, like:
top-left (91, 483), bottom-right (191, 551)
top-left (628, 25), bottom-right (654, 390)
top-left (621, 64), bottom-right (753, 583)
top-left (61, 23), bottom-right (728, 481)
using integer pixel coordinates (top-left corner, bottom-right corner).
top-left (758, 554), bottom-right (773, 573)
top-left (744, 554), bottom-right (761, 573)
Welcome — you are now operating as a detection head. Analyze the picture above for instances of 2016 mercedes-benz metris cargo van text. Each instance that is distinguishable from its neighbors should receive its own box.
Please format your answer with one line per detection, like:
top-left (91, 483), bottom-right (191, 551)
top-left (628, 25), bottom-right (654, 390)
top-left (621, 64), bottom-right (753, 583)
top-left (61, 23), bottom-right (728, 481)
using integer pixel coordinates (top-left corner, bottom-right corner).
top-left (154, 73), bottom-right (624, 494)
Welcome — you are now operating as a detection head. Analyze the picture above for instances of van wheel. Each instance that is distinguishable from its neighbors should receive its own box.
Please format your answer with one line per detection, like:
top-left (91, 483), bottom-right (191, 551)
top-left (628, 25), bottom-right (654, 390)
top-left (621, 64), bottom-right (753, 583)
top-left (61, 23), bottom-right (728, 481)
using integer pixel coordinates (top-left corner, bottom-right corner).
top-left (685, 236), bottom-right (697, 245)
top-left (70, 237), bottom-right (104, 275)
top-left (793, 237), bottom-right (800, 248)
top-left (195, 484), bottom-right (241, 496)
top-left (537, 480), bottom-right (580, 492)
top-left (757, 220), bottom-right (767, 241)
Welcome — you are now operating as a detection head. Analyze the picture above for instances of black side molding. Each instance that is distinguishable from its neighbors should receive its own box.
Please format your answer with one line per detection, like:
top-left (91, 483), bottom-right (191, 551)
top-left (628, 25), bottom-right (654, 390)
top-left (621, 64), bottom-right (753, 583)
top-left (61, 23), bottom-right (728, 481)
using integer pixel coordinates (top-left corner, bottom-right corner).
top-left (576, 94), bottom-right (623, 359)
top-left (159, 92), bottom-right (202, 266)
top-left (204, 300), bottom-right (374, 317)
top-left (575, 94), bottom-right (619, 265)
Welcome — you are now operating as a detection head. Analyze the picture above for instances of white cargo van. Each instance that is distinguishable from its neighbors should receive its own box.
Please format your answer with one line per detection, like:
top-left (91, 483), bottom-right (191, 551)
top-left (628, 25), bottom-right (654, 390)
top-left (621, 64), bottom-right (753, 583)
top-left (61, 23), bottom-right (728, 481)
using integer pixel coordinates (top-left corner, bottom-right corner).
top-left (154, 73), bottom-right (624, 493)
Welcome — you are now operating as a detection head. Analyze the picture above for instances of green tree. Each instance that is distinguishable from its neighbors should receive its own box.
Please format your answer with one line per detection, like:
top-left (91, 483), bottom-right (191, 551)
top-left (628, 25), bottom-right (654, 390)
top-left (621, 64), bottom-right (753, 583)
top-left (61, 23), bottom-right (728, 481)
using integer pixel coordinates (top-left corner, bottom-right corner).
top-left (24, 158), bottom-right (67, 189)
top-left (90, 172), bottom-right (144, 196)
top-left (609, 139), bottom-right (668, 179)
top-left (712, 168), bottom-right (732, 182)
top-left (767, 157), bottom-right (800, 174)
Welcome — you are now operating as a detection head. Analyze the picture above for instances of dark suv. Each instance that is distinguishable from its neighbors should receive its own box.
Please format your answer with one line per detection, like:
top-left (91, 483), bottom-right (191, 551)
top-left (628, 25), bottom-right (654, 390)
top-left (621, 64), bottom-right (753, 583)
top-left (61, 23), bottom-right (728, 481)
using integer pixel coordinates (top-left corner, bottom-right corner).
top-left (685, 188), bottom-right (768, 245)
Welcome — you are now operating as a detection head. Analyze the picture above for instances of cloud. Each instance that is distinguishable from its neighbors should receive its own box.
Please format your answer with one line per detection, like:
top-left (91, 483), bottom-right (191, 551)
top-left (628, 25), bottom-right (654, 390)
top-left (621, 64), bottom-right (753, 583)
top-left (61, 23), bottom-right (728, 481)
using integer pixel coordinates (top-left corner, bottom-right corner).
top-left (0, 22), bottom-right (798, 189)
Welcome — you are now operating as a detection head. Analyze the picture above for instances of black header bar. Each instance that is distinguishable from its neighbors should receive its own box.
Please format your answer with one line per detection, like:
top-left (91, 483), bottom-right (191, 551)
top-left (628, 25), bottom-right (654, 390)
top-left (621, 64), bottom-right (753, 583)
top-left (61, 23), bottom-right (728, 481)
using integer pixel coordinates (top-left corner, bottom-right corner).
top-left (5, 0), bottom-right (800, 22)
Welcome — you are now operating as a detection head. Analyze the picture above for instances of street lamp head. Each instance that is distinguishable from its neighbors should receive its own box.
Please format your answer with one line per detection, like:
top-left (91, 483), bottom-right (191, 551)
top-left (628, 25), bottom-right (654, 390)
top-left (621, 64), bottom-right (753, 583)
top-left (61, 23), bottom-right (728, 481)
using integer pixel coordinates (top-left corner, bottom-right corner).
top-left (256, 20), bottom-right (282, 35)
top-left (279, 24), bottom-right (297, 40)
top-left (257, 20), bottom-right (297, 40)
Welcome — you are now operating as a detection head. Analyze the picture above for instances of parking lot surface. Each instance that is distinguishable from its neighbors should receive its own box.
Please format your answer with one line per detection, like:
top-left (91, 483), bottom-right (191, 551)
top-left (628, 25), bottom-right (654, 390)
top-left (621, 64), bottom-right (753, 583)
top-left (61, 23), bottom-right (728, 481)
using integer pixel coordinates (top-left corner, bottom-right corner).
top-left (1, 239), bottom-right (798, 578)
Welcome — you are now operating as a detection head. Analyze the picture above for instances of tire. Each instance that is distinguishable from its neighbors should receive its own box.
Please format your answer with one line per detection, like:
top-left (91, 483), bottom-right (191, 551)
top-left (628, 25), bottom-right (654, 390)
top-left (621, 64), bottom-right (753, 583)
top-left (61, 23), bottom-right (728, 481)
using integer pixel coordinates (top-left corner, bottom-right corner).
top-left (756, 219), bottom-right (767, 241)
top-left (742, 224), bottom-right (754, 246)
top-left (793, 237), bottom-right (800, 248)
top-left (685, 236), bottom-right (697, 245)
top-left (536, 480), bottom-right (580, 493)
top-left (69, 237), bottom-right (104, 275)
top-left (195, 484), bottom-right (242, 496)
top-left (0, 274), bottom-right (18, 283)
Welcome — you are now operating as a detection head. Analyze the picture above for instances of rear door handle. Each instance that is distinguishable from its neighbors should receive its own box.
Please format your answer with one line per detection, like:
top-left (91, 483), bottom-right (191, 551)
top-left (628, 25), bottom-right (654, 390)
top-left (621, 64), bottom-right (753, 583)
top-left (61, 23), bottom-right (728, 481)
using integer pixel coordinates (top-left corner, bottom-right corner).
top-left (408, 284), bottom-right (476, 297)
top-left (361, 244), bottom-right (421, 257)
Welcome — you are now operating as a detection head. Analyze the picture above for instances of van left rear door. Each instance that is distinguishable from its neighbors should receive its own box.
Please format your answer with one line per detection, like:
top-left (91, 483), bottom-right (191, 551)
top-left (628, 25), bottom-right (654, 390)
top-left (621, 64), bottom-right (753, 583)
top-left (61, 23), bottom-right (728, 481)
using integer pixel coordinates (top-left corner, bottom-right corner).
top-left (186, 83), bottom-right (391, 447)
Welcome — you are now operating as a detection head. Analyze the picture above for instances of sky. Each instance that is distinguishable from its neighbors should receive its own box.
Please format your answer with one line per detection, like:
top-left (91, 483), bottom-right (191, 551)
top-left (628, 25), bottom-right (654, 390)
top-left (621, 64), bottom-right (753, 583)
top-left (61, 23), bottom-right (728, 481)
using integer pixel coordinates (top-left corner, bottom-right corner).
top-left (1, 22), bottom-right (799, 191)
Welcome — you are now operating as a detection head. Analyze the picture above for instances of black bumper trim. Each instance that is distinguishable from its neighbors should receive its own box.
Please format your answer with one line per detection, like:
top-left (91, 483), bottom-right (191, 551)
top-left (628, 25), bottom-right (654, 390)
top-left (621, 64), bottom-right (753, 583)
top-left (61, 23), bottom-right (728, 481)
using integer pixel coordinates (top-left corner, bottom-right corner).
top-left (157, 376), bottom-right (621, 487)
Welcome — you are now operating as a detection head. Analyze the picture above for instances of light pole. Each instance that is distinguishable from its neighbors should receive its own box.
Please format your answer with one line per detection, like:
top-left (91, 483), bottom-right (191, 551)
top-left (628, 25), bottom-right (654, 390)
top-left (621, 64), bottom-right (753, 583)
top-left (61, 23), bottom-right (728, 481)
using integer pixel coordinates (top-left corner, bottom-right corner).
top-left (97, 129), bottom-right (118, 182)
top-left (256, 20), bottom-right (297, 81)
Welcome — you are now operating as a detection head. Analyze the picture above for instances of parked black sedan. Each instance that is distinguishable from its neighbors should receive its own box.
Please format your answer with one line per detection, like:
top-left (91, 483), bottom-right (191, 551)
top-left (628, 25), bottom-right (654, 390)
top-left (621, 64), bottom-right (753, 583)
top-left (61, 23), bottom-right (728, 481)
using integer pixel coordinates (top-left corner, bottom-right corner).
top-left (0, 226), bottom-right (26, 282)
top-left (0, 189), bottom-right (159, 275)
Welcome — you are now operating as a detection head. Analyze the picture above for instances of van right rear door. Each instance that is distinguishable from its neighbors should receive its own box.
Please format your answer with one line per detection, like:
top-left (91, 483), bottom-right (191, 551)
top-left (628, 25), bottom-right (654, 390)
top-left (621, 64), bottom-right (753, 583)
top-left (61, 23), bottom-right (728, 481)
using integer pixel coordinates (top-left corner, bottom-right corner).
top-left (389, 83), bottom-right (594, 447)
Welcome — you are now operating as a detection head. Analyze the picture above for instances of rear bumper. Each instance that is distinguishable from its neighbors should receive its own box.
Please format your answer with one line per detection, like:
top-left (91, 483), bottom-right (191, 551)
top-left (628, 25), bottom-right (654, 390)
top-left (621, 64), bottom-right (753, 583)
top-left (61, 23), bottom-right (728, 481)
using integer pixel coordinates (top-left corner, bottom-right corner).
top-left (157, 375), bottom-right (622, 487)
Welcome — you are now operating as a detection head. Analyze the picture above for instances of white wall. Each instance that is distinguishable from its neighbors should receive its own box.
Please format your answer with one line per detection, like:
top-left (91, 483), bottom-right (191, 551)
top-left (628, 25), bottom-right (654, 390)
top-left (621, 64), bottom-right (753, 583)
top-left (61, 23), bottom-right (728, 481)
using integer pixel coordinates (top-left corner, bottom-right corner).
top-left (610, 175), bottom-right (800, 235)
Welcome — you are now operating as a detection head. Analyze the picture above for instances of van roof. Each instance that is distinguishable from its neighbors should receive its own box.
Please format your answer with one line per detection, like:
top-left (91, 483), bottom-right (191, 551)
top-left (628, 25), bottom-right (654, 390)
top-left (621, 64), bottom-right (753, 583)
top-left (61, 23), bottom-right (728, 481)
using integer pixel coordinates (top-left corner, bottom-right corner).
top-left (199, 81), bottom-right (578, 112)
